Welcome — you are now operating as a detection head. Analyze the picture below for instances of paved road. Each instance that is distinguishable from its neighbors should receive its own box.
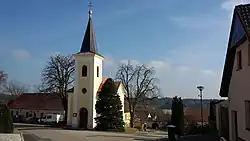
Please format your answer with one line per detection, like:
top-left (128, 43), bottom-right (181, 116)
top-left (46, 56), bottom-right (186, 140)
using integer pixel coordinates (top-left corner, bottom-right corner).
top-left (15, 124), bottom-right (168, 141)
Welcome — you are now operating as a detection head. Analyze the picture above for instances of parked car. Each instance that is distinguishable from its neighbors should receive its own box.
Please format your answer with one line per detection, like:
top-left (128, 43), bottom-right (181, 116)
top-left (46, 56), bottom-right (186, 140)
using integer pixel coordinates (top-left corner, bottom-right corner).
top-left (12, 115), bottom-right (26, 123)
top-left (38, 113), bottom-right (64, 123)
top-left (26, 117), bottom-right (39, 124)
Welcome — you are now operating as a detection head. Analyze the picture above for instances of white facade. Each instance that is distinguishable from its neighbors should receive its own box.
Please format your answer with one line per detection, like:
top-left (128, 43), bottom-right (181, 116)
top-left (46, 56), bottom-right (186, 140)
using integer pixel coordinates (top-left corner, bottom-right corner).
top-left (71, 53), bottom-right (103, 129)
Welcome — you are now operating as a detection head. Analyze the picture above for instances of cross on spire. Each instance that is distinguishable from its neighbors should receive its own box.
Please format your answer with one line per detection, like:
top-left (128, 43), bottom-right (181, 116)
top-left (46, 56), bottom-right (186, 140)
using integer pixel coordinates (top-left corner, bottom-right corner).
top-left (88, 1), bottom-right (93, 17)
top-left (88, 1), bottom-right (93, 9)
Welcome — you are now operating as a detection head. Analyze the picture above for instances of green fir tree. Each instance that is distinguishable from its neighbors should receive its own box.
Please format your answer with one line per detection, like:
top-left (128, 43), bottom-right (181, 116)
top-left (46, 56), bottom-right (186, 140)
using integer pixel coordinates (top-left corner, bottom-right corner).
top-left (171, 96), bottom-right (184, 136)
top-left (95, 78), bottom-right (125, 132)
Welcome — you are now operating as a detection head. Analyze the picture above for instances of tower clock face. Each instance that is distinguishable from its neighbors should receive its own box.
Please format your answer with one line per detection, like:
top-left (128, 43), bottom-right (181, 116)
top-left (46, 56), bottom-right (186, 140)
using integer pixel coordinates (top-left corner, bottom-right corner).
top-left (82, 88), bottom-right (87, 94)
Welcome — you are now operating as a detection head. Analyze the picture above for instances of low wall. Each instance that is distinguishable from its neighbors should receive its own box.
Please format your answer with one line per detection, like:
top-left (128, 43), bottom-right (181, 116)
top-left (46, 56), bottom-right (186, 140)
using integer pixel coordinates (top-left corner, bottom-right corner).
top-left (0, 133), bottom-right (23, 141)
top-left (0, 129), bottom-right (24, 141)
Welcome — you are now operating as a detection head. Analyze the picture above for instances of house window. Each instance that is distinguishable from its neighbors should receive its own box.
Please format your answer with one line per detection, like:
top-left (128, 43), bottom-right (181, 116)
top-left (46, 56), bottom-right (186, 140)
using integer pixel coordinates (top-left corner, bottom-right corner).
top-left (97, 66), bottom-right (99, 77)
top-left (237, 50), bottom-right (242, 70)
top-left (15, 111), bottom-right (18, 115)
top-left (82, 65), bottom-right (87, 77)
top-left (40, 113), bottom-right (44, 118)
top-left (26, 112), bottom-right (28, 118)
top-left (248, 44), bottom-right (250, 66)
top-left (245, 101), bottom-right (250, 130)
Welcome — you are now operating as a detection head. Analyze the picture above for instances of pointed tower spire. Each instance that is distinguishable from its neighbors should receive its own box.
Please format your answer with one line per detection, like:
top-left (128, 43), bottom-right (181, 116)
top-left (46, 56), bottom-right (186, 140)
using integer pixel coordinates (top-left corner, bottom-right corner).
top-left (80, 2), bottom-right (98, 54)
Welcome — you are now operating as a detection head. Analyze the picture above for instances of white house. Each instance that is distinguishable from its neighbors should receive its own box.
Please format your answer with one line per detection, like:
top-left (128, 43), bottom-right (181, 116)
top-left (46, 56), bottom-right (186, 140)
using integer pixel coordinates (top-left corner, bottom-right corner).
top-left (8, 93), bottom-right (64, 119)
top-left (66, 8), bottom-right (125, 129)
top-left (219, 4), bottom-right (250, 141)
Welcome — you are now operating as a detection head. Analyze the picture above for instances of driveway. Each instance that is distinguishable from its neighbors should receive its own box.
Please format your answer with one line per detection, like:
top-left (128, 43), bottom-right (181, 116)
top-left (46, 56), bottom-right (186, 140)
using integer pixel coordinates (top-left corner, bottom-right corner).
top-left (15, 123), bottom-right (168, 141)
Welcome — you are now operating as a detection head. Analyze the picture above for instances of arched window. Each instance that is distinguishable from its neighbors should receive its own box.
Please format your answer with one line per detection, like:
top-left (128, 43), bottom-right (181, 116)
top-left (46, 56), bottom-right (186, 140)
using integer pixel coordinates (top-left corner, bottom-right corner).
top-left (97, 66), bottom-right (99, 77)
top-left (82, 65), bottom-right (87, 77)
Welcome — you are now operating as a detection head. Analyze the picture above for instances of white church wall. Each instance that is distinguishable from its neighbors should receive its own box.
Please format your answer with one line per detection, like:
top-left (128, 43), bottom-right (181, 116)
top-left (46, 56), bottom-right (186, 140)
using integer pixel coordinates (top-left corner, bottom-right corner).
top-left (117, 84), bottom-right (125, 121)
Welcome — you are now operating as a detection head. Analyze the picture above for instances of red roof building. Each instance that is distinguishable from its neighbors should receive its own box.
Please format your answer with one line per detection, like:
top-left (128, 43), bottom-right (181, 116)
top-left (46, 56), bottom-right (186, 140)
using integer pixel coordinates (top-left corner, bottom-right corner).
top-left (8, 93), bottom-right (64, 111)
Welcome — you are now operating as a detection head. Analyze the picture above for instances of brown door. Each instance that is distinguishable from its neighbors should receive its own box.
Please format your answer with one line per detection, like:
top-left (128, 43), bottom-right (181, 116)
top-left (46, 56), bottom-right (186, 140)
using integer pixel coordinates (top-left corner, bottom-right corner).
top-left (231, 110), bottom-right (238, 141)
top-left (79, 108), bottom-right (88, 129)
top-left (220, 107), bottom-right (229, 140)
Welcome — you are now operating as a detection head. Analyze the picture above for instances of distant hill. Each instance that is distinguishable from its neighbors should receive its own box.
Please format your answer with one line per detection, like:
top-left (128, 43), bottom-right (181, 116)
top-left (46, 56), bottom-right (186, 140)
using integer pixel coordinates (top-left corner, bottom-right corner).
top-left (150, 97), bottom-right (220, 109)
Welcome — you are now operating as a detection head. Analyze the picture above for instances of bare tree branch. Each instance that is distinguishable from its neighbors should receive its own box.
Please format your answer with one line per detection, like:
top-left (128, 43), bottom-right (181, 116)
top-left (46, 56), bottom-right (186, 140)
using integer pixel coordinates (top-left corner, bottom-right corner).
top-left (5, 80), bottom-right (28, 95)
top-left (115, 60), bottom-right (160, 127)
top-left (40, 54), bottom-right (75, 123)
top-left (0, 71), bottom-right (7, 85)
top-left (0, 71), bottom-right (8, 92)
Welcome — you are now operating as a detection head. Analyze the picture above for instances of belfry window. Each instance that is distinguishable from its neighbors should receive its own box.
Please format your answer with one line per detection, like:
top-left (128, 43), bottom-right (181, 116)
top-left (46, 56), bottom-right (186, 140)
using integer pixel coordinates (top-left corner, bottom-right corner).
top-left (82, 65), bottom-right (87, 77)
top-left (97, 66), bottom-right (99, 77)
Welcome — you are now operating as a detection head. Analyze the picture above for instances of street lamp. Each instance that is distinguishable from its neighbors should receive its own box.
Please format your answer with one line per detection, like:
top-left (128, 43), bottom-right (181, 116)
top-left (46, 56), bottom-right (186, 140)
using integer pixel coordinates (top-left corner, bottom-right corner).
top-left (197, 85), bottom-right (204, 128)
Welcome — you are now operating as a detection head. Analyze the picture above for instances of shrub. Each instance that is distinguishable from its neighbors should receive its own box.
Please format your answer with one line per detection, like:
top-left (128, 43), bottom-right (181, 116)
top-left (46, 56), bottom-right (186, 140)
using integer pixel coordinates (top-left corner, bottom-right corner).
top-left (0, 104), bottom-right (14, 133)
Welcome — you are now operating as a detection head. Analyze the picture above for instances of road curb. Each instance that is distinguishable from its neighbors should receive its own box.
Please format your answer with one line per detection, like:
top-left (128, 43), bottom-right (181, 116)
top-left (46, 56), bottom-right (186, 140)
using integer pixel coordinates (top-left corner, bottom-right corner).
top-left (15, 129), bottom-right (25, 141)
top-left (19, 132), bottom-right (24, 141)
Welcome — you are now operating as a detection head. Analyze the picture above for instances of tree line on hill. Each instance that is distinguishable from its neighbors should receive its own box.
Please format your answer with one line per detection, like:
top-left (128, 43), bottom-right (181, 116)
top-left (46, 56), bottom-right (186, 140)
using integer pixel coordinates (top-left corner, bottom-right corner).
top-left (150, 97), bottom-right (219, 109)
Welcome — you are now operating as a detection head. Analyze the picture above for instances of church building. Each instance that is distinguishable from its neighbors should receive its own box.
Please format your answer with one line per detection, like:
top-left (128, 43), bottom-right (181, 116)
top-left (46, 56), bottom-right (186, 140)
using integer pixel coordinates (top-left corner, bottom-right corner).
top-left (66, 8), bottom-right (126, 129)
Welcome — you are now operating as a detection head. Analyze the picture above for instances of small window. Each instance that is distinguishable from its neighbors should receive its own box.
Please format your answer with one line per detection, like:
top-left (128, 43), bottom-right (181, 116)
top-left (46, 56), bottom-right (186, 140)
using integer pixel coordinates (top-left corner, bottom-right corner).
top-left (82, 65), bottom-right (87, 77)
top-left (245, 101), bottom-right (250, 129)
top-left (237, 50), bottom-right (242, 70)
top-left (16, 111), bottom-right (18, 115)
top-left (97, 66), bottom-right (99, 77)
top-left (33, 112), bottom-right (36, 117)
top-left (26, 112), bottom-right (28, 118)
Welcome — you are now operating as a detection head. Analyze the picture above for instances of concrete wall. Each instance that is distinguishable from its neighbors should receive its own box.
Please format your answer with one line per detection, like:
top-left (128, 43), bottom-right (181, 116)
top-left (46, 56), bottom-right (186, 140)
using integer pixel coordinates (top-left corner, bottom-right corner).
top-left (67, 92), bottom-right (73, 125)
top-left (228, 40), bottom-right (250, 141)
top-left (215, 100), bottom-right (228, 137)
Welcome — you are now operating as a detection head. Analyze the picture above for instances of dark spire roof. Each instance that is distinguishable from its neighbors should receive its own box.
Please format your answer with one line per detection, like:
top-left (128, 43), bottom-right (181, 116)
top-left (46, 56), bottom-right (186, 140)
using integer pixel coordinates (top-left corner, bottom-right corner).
top-left (79, 8), bottom-right (98, 54)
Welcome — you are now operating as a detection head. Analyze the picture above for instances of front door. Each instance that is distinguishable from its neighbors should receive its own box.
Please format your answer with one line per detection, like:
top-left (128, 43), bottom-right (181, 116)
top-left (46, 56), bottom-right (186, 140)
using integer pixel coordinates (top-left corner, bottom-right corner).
top-left (79, 108), bottom-right (88, 129)
top-left (231, 110), bottom-right (238, 141)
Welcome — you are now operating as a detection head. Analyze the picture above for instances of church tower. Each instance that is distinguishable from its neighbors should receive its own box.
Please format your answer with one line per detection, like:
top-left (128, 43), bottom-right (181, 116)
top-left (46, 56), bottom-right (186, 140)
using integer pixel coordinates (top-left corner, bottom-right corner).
top-left (71, 7), bottom-right (104, 129)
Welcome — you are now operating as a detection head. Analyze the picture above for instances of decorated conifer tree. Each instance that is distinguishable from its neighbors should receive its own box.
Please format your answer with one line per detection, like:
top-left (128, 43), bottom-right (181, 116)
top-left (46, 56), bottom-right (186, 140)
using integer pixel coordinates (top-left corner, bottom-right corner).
top-left (95, 78), bottom-right (125, 132)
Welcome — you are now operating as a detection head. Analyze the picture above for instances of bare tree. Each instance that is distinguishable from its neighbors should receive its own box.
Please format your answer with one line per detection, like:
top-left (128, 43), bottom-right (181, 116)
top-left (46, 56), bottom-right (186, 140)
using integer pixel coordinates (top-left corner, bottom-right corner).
top-left (5, 80), bottom-right (28, 95)
top-left (116, 61), bottom-right (160, 127)
top-left (41, 54), bottom-right (75, 123)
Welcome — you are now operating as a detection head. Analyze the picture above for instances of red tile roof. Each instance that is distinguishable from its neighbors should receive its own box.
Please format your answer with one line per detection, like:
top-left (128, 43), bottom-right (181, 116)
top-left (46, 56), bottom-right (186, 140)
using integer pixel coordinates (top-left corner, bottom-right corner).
top-left (8, 93), bottom-right (64, 111)
top-left (184, 107), bottom-right (209, 122)
top-left (67, 77), bottom-right (121, 93)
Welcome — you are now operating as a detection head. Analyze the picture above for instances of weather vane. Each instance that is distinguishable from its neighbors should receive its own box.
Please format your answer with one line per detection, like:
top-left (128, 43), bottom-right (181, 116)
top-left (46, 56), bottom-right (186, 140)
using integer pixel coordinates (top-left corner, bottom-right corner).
top-left (88, 1), bottom-right (93, 17)
top-left (88, 1), bottom-right (93, 9)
